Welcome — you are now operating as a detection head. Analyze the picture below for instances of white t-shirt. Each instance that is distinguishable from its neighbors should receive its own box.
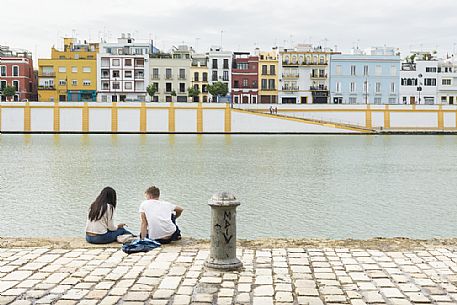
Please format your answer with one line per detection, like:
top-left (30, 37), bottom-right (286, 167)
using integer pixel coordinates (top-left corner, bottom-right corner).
top-left (139, 199), bottom-right (177, 240)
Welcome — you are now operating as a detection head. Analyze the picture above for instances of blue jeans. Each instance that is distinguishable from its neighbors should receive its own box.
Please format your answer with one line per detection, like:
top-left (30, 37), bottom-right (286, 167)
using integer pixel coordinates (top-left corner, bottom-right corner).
top-left (155, 214), bottom-right (181, 245)
top-left (86, 227), bottom-right (131, 244)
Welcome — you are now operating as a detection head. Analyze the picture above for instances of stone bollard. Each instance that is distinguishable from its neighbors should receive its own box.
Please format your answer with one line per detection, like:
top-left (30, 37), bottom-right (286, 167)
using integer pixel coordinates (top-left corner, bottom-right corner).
top-left (205, 192), bottom-right (243, 270)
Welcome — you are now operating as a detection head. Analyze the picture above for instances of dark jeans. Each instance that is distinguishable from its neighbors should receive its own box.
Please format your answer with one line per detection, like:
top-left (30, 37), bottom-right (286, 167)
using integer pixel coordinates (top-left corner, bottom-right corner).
top-left (155, 214), bottom-right (181, 245)
top-left (86, 227), bottom-right (131, 244)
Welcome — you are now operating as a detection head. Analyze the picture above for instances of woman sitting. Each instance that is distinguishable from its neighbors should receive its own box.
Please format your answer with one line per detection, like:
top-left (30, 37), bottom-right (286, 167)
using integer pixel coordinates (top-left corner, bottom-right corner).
top-left (85, 187), bottom-right (131, 244)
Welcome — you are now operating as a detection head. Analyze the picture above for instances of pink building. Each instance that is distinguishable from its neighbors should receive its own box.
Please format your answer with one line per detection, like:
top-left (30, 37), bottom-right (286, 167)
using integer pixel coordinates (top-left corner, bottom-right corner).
top-left (0, 46), bottom-right (37, 101)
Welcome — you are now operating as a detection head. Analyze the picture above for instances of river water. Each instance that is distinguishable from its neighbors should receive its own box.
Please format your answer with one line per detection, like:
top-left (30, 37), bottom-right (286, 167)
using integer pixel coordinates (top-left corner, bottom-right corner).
top-left (0, 134), bottom-right (456, 240)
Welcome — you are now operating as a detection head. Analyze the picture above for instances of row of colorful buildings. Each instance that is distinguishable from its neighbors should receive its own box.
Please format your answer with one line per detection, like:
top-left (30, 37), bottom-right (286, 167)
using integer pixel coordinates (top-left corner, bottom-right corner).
top-left (1, 34), bottom-right (457, 105)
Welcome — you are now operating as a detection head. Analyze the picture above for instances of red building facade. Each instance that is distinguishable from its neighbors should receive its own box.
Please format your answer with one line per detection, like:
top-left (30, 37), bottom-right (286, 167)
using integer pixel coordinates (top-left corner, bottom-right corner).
top-left (0, 46), bottom-right (37, 101)
top-left (232, 53), bottom-right (258, 104)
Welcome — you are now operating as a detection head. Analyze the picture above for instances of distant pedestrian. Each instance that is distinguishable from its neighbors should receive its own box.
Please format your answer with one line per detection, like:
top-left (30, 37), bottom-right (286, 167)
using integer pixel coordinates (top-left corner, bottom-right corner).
top-left (269, 106), bottom-right (273, 114)
top-left (274, 107), bottom-right (278, 114)
top-left (85, 187), bottom-right (132, 244)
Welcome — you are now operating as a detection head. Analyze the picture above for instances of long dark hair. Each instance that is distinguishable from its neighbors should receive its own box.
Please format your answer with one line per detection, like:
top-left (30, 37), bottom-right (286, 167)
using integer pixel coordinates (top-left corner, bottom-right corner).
top-left (88, 187), bottom-right (117, 221)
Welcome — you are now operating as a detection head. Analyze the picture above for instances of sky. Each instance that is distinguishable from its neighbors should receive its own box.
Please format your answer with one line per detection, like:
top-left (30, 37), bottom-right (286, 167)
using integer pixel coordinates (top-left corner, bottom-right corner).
top-left (2, 0), bottom-right (457, 63)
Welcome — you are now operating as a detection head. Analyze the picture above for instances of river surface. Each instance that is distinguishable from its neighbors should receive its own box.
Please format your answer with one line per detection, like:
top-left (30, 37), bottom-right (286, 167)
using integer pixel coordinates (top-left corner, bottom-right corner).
top-left (1, 134), bottom-right (456, 239)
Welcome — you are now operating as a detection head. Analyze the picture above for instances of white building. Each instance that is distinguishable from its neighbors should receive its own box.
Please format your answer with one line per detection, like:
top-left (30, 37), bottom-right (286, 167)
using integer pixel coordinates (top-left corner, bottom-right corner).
top-left (400, 52), bottom-right (438, 105)
top-left (149, 45), bottom-right (193, 102)
top-left (437, 58), bottom-right (457, 105)
top-left (97, 34), bottom-right (152, 102)
top-left (278, 44), bottom-right (334, 104)
top-left (207, 47), bottom-right (232, 102)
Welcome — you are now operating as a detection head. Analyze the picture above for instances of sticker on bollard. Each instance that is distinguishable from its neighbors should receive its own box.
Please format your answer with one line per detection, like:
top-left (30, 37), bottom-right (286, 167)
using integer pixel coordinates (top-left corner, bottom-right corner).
top-left (205, 192), bottom-right (243, 270)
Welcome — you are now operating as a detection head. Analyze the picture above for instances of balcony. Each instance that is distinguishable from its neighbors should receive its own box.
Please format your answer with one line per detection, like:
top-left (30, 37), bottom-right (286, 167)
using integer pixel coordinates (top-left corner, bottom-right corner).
top-left (310, 73), bottom-right (327, 79)
top-left (39, 72), bottom-right (55, 77)
top-left (165, 75), bottom-right (173, 80)
top-left (282, 86), bottom-right (299, 92)
top-left (282, 73), bottom-right (299, 79)
top-left (282, 61), bottom-right (328, 66)
top-left (151, 75), bottom-right (160, 80)
top-left (310, 86), bottom-right (328, 91)
top-left (135, 74), bottom-right (145, 80)
top-left (38, 86), bottom-right (55, 90)
top-left (178, 75), bottom-right (186, 80)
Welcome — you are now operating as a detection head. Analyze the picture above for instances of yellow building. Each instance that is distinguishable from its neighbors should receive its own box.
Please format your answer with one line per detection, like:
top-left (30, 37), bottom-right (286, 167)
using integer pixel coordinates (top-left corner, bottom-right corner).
top-left (38, 38), bottom-right (98, 102)
top-left (258, 50), bottom-right (279, 103)
top-left (190, 54), bottom-right (209, 102)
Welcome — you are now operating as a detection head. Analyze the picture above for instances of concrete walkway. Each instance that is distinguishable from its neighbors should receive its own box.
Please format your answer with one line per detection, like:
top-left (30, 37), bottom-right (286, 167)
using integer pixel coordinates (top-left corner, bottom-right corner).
top-left (1, 245), bottom-right (457, 305)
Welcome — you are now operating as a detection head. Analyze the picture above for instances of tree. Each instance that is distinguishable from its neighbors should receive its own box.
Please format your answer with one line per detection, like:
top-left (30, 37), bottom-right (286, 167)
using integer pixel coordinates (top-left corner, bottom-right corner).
top-left (207, 82), bottom-right (228, 102)
top-left (2, 85), bottom-right (16, 102)
top-left (146, 84), bottom-right (157, 102)
top-left (188, 87), bottom-right (201, 102)
top-left (171, 90), bottom-right (177, 103)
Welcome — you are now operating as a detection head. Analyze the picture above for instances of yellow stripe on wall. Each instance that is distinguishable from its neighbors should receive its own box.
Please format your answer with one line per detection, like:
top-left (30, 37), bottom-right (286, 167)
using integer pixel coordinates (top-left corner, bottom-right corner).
top-left (197, 103), bottom-right (203, 133)
top-left (224, 103), bottom-right (232, 133)
top-left (384, 105), bottom-right (391, 129)
top-left (169, 102), bottom-right (176, 133)
top-left (365, 106), bottom-right (372, 129)
top-left (111, 103), bottom-right (118, 133)
top-left (53, 102), bottom-right (60, 132)
top-left (24, 102), bottom-right (31, 132)
top-left (438, 105), bottom-right (444, 129)
top-left (82, 102), bottom-right (89, 132)
top-left (140, 102), bottom-right (147, 133)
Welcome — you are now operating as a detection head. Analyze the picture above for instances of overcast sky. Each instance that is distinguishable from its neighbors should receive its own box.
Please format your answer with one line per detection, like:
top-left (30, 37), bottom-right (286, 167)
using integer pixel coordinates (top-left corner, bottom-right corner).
top-left (2, 0), bottom-right (457, 63)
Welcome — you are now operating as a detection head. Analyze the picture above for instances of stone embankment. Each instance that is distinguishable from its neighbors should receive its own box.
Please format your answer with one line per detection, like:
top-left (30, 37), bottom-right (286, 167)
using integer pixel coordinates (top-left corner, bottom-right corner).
top-left (1, 238), bottom-right (457, 305)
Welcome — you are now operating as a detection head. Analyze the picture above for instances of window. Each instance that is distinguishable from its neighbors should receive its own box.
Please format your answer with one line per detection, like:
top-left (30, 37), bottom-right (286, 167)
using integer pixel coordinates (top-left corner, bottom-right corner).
top-left (135, 59), bottom-right (144, 67)
top-left (0, 66), bottom-right (6, 76)
top-left (125, 71), bottom-right (132, 78)
top-left (112, 59), bottom-right (120, 66)
top-left (349, 97), bottom-right (357, 104)
top-left (179, 69), bottom-right (185, 79)
top-left (153, 83), bottom-right (159, 91)
top-left (350, 82), bottom-right (356, 93)
top-left (364, 65), bottom-right (369, 76)
top-left (223, 59), bottom-right (229, 69)
top-left (268, 79), bottom-right (275, 90)
top-left (125, 82), bottom-right (132, 90)
top-left (72, 67), bottom-right (78, 73)
top-left (179, 83), bottom-right (186, 93)
top-left (223, 71), bottom-right (229, 81)
top-left (442, 79), bottom-right (452, 85)
top-left (270, 65), bottom-right (275, 75)
top-left (83, 80), bottom-right (91, 86)
top-left (237, 63), bottom-right (248, 70)
top-left (336, 81), bottom-right (341, 93)
top-left (59, 80), bottom-right (66, 86)
top-left (242, 79), bottom-right (248, 88)
top-left (152, 68), bottom-right (159, 79)
top-left (212, 59), bottom-right (218, 69)
top-left (390, 65), bottom-right (397, 76)
top-left (426, 67), bottom-right (437, 73)
top-left (0, 80), bottom-right (6, 90)
top-left (363, 81), bottom-right (369, 93)
top-left (166, 69), bottom-right (172, 79)
top-left (112, 71), bottom-right (120, 78)
top-left (165, 83), bottom-right (172, 92)
top-left (375, 65), bottom-right (382, 76)
top-left (125, 59), bottom-right (132, 67)
top-left (72, 80), bottom-right (78, 86)
top-left (58, 67), bottom-right (66, 73)
top-left (424, 78), bottom-right (437, 86)
top-left (83, 67), bottom-right (91, 73)
top-left (351, 65), bottom-right (356, 76)
top-left (202, 85), bottom-right (208, 93)
top-left (234, 80), bottom-right (239, 88)
top-left (442, 96), bottom-right (448, 103)
top-left (12, 80), bottom-right (19, 91)
top-left (376, 82), bottom-right (381, 93)
top-left (212, 71), bottom-right (218, 81)
top-left (12, 66), bottom-right (19, 76)
top-left (194, 72), bottom-right (199, 81)
top-left (390, 82), bottom-right (395, 93)
top-left (262, 65), bottom-right (268, 75)
top-left (335, 65), bottom-right (342, 75)
top-left (202, 72), bottom-right (208, 82)
top-left (101, 58), bottom-right (110, 67)
top-left (374, 97), bottom-right (382, 104)
top-left (261, 79), bottom-right (267, 89)
top-left (113, 82), bottom-right (120, 90)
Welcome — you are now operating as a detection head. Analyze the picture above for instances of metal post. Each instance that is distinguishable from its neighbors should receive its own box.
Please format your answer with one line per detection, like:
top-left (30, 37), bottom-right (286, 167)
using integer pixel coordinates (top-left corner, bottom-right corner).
top-left (205, 192), bottom-right (243, 270)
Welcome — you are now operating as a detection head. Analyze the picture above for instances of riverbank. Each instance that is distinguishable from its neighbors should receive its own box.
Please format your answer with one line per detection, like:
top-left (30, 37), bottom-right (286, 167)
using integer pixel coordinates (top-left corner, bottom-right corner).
top-left (2, 237), bottom-right (457, 305)
top-left (2, 237), bottom-right (457, 251)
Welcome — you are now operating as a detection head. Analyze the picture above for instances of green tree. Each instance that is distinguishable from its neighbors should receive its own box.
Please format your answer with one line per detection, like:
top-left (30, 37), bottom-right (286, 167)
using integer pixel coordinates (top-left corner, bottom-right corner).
top-left (207, 82), bottom-right (228, 102)
top-left (2, 85), bottom-right (16, 101)
top-left (171, 90), bottom-right (177, 103)
top-left (188, 87), bottom-right (201, 102)
top-left (146, 84), bottom-right (158, 102)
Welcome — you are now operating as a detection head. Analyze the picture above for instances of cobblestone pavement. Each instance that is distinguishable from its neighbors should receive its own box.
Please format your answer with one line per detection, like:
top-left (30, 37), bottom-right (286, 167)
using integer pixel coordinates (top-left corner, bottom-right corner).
top-left (2, 246), bottom-right (457, 304)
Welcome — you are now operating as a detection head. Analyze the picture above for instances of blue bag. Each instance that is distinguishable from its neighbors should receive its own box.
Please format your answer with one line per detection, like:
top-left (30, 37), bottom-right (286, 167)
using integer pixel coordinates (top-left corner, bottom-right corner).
top-left (121, 238), bottom-right (161, 254)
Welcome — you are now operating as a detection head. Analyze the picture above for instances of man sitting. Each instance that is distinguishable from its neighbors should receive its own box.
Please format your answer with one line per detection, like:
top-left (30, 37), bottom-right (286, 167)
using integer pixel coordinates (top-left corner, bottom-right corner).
top-left (139, 186), bottom-right (183, 244)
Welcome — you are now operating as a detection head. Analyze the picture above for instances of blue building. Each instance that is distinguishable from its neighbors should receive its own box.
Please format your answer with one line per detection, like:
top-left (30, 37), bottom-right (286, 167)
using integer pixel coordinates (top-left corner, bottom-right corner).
top-left (329, 47), bottom-right (401, 104)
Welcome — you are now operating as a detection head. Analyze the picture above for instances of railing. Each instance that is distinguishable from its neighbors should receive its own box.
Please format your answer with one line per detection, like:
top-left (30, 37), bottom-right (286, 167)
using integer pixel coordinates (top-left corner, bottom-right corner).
top-left (135, 75), bottom-right (145, 79)
top-left (39, 72), bottom-right (55, 77)
top-left (165, 75), bottom-right (173, 80)
top-left (38, 86), bottom-right (55, 90)
top-left (178, 75), bottom-right (186, 80)
top-left (282, 73), bottom-right (299, 78)
top-left (310, 74), bottom-right (327, 79)
top-left (282, 61), bottom-right (328, 66)
top-left (310, 86), bottom-right (328, 91)
top-left (282, 86), bottom-right (299, 91)
top-left (152, 75), bottom-right (160, 80)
